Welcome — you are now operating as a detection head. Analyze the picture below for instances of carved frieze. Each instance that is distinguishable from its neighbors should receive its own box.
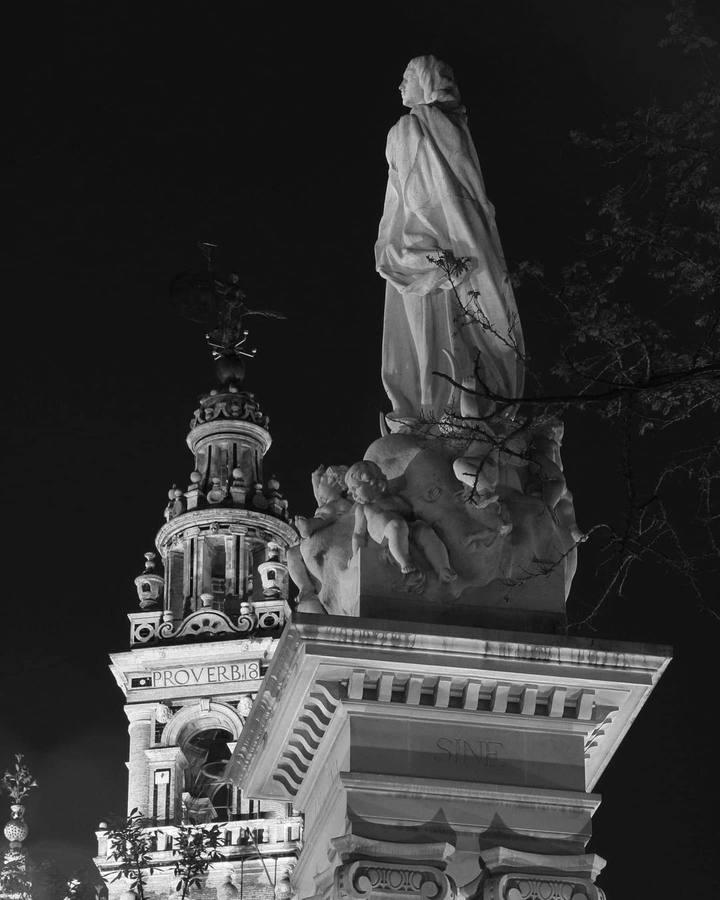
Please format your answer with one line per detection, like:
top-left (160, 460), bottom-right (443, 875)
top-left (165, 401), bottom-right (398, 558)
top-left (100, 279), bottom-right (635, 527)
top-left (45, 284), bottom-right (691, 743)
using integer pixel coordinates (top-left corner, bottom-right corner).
top-left (190, 390), bottom-right (269, 430)
top-left (129, 602), bottom-right (286, 645)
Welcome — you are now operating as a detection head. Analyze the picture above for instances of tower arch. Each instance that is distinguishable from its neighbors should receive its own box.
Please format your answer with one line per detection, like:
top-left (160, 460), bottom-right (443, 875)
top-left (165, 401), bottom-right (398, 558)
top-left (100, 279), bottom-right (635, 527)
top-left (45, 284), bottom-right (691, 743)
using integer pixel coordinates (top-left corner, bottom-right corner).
top-left (162, 700), bottom-right (243, 748)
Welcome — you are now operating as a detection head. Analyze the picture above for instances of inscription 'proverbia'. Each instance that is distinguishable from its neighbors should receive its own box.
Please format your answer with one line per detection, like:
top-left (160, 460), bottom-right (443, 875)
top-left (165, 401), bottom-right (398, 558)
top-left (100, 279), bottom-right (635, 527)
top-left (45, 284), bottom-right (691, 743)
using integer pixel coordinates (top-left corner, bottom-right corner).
top-left (131, 660), bottom-right (261, 689)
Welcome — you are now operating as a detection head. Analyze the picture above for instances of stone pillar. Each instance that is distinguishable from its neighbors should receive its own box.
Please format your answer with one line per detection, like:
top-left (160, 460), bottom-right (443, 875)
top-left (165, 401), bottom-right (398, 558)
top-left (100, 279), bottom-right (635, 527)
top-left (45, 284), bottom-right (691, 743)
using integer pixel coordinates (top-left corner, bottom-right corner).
top-left (145, 746), bottom-right (189, 825)
top-left (183, 537), bottom-right (194, 608)
top-left (230, 620), bottom-right (669, 900)
top-left (225, 534), bottom-right (238, 597)
top-left (194, 536), bottom-right (206, 602)
top-left (125, 704), bottom-right (154, 816)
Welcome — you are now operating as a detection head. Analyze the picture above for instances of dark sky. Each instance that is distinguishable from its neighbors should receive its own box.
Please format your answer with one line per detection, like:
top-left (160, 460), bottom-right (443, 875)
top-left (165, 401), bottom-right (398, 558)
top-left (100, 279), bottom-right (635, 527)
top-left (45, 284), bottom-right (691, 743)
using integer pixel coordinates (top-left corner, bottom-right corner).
top-left (2, 1), bottom-right (718, 895)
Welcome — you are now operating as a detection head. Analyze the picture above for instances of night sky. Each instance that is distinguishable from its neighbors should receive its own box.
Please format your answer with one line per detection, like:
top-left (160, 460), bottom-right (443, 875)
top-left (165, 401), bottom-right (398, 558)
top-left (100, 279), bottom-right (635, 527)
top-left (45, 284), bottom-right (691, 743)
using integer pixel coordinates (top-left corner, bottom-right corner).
top-left (2, 1), bottom-right (718, 895)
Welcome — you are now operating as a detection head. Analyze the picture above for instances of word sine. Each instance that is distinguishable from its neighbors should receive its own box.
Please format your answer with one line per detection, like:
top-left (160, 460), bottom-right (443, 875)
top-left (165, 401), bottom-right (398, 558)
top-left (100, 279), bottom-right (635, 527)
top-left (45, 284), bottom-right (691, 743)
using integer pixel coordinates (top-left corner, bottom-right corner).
top-left (435, 737), bottom-right (504, 766)
top-left (131, 660), bottom-right (261, 689)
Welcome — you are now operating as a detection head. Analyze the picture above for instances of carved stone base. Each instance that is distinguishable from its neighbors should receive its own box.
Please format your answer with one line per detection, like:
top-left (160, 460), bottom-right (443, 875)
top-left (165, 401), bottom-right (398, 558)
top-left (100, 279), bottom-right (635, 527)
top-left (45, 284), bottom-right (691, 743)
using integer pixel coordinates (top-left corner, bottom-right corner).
top-left (483, 875), bottom-right (605, 900)
top-left (330, 836), bottom-right (454, 900)
top-left (478, 847), bottom-right (606, 900)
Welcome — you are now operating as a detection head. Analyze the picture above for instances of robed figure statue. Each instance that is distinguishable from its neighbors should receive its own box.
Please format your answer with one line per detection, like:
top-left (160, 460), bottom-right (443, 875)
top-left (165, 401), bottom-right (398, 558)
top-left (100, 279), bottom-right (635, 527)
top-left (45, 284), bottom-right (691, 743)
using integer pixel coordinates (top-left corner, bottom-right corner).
top-left (376, 55), bottom-right (525, 428)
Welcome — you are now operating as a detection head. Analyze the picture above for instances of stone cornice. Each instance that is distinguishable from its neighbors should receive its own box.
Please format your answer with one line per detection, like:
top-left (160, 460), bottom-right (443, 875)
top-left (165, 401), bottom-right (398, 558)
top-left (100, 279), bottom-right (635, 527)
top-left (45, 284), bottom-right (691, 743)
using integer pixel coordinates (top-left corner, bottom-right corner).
top-left (186, 419), bottom-right (272, 454)
top-left (111, 635), bottom-right (274, 669)
top-left (338, 773), bottom-right (601, 814)
top-left (480, 846), bottom-right (606, 880)
top-left (227, 616), bottom-right (671, 797)
top-left (155, 507), bottom-right (297, 551)
top-left (292, 615), bottom-right (671, 677)
top-left (144, 746), bottom-right (188, 765)
top-left (124, 702), bottom-right (155, 723)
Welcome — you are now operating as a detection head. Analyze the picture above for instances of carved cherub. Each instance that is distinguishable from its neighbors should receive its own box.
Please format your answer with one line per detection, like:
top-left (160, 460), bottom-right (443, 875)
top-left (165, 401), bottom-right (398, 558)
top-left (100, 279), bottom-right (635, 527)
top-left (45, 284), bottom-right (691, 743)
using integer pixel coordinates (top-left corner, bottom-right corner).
top-left (345, 460), bottom-right (457, 584)
top-left (528, 419), bottom-right (585, 543)
top-left (451, 420), bottom-right (501, 509)
top-left (295, 465), bottom-right (352, 538)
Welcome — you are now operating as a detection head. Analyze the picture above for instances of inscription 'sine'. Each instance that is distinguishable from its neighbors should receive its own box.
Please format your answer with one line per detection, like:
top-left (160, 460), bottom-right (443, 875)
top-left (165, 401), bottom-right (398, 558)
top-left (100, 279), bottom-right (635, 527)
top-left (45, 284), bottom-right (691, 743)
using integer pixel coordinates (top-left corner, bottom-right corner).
top-left (436, 737), bottom-right (504, 767)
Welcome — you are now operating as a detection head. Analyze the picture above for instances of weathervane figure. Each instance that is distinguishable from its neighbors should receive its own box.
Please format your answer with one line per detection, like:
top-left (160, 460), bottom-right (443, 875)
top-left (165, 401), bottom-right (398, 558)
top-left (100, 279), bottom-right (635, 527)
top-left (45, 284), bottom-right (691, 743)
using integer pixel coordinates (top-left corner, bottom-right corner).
top-left (170, 242), bottom-right (285, 386)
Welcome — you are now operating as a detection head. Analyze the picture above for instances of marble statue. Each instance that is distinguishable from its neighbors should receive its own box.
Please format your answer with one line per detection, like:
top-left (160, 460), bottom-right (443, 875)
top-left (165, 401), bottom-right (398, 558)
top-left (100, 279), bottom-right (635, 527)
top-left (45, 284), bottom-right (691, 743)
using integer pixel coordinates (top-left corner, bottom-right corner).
top-left (287, 426), bottom-right (579, 621)
top-left (236, 694), bottom-right (254, 719)
top-left (285, 58), bottom-right (582, 625)
top-left (295, 465), bottom-right (351, 538)
top-left (287, 464), bottom-right (356, 613)
top-left (376, 55), bottom-right (525, 427)
top-left (345, 460), bottom-right (457, 585)
top-left (527, 419), bottom-right (584, 544)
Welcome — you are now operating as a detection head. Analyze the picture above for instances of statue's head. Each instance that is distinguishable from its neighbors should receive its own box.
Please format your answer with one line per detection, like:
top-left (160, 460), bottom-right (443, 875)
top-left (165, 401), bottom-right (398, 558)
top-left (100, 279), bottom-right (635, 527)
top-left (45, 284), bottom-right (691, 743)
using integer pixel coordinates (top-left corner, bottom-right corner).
top-left (400, 55), bottom-right (462, 110)
top-left (345, 460), bottom-right (388, 504)
top-left (318, 465), bottom-right (349, 502)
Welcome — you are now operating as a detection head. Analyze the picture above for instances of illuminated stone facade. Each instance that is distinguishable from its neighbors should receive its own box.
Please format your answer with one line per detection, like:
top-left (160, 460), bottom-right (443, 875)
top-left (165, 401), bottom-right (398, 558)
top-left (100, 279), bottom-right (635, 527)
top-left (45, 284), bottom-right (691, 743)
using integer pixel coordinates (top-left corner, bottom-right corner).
top-left (228, 617), bottom-right (669, 900)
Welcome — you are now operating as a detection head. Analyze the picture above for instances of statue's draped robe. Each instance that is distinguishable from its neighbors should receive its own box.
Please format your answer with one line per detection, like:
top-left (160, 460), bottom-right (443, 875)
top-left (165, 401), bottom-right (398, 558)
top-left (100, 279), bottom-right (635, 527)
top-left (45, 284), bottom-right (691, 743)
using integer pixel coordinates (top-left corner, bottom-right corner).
top-left (376, 104), bottom-right (525, 421)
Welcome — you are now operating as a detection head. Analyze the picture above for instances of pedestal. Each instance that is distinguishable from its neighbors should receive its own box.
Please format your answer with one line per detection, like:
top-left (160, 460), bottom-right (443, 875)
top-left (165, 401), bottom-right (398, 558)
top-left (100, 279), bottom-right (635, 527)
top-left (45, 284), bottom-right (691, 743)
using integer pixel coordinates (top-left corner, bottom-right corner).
top-left (227, 616), bottom-right (669, 900)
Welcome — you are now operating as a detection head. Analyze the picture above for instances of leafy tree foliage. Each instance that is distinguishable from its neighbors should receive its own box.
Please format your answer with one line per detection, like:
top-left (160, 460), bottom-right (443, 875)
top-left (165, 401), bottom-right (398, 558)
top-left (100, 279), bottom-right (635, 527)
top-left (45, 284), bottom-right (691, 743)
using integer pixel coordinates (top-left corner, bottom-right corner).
top-left (103, 814), bottom-right (222, 900)
top-left (1, 756), bottom-right (38, 805)
top-left (547, 1), bottom-right (720, 624)
top-left (0, 848), bottom-right (32, 900)
top-left (1, 755), bottom-right (35, 900)
top-left (105, 811), bottom-right (156, 900)
top-left (171, 824), bottom-right (222, 900)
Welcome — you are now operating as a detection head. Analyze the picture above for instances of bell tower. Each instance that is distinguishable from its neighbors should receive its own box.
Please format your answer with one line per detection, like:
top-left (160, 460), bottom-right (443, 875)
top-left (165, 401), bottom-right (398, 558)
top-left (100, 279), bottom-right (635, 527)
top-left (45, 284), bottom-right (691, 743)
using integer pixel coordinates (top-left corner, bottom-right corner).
top-left (95, 247), bottom-right (301, 900)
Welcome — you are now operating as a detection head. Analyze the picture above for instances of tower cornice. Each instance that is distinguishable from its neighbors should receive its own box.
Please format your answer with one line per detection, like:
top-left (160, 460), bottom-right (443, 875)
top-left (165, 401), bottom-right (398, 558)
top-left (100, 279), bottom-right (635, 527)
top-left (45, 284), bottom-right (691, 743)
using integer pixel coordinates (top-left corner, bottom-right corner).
top-left (155, 507), bottom-right (297, 554)
top-left (186, 418), bottom-right (272, 456)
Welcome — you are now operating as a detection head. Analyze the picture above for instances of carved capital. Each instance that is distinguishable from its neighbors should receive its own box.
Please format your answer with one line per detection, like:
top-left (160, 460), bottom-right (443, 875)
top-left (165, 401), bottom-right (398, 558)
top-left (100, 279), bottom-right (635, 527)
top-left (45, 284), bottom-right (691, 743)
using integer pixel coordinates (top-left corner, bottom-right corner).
top-left (482, 874), bottom-right (605, 900)
top-left (335, 860), bottom-right (452, 900)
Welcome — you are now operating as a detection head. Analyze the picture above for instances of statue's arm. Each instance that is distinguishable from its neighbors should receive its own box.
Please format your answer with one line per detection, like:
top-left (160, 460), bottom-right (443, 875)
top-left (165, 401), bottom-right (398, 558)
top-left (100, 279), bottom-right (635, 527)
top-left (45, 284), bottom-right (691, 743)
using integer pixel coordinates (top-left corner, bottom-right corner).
top-left (351, 504), bottom-right (368, 554)
top-left (310, 465), bottom-right (325, 504)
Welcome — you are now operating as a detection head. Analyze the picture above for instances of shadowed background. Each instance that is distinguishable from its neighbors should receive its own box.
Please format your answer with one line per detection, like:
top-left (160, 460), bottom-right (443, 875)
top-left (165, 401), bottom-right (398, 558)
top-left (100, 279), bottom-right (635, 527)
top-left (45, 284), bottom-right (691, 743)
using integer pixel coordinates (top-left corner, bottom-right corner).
top-left (1, 1), bottom-right (716, 894)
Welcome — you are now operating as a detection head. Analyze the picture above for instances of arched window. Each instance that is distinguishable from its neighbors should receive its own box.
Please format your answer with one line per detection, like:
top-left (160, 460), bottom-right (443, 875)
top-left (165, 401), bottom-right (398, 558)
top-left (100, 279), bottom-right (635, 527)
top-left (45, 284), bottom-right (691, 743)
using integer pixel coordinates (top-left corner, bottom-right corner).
top-left (182, 727), bottom-right (234, 823)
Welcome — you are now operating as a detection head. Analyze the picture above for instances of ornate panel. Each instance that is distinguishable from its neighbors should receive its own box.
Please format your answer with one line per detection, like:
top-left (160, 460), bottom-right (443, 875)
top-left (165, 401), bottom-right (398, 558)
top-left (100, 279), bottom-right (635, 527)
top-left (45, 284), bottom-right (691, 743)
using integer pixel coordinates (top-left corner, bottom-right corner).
top-left (335, 860), bottom-right (451, 900)
top-left (483, 874), bottom-right (605, 900)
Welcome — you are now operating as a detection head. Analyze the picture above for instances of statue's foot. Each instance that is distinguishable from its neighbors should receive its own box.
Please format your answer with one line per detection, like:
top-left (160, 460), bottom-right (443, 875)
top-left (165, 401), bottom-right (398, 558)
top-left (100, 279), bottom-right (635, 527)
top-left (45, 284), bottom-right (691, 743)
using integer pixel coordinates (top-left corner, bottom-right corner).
top-left (402, 567), bottom-right (426, 592)
top-left (437, 566), bottom-right (458, 583)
